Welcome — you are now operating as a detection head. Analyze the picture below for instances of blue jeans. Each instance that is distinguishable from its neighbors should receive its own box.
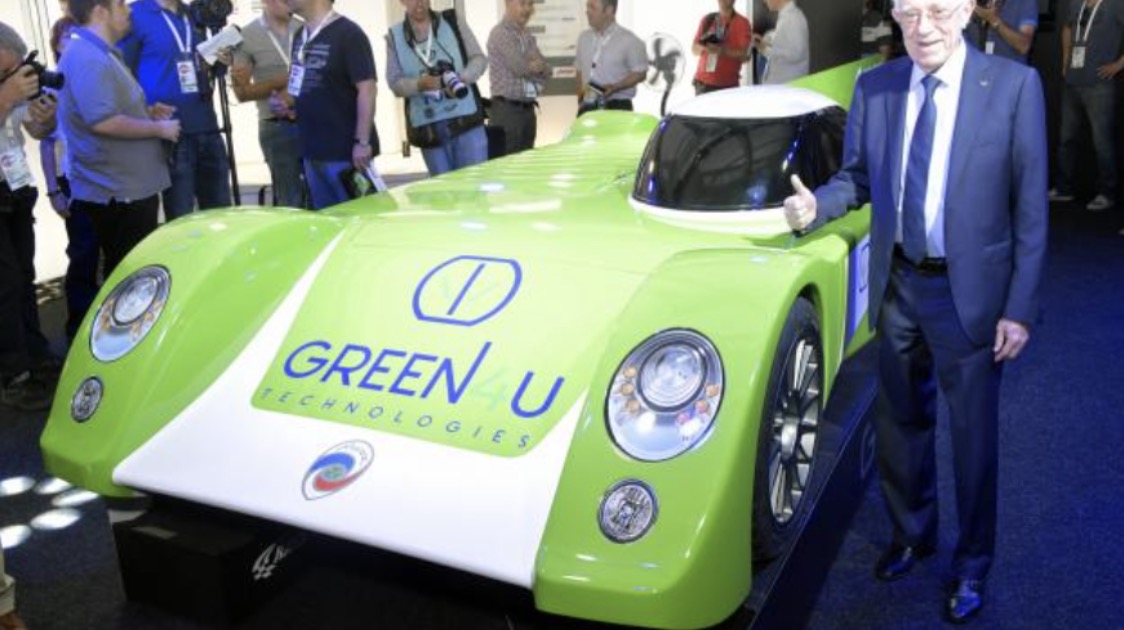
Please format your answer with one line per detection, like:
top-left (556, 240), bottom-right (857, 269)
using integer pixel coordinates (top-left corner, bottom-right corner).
top-left (421, 123), bottom-right (488, 176)
top-left (1056, 82), bottom-right (1117, 200)
top-left (163, 132), bottom-right (233, 221)
top-left (259, 119), bottom-right (306, 208)
top-left (303, 160), bottom-right (351, 210)
top-left (63, 204), bottom-right (100, 340)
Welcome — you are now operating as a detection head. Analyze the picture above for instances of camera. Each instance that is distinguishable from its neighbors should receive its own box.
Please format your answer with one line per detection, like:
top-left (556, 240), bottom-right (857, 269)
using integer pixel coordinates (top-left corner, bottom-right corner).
top-left (699, 32), bottom-right (723, 46)
top-left (188, 0), bottom-right (234, 31)
top-left (428, 60), bottom-right (469, 99)
top-left (9, 51), bottom-right (64, 99)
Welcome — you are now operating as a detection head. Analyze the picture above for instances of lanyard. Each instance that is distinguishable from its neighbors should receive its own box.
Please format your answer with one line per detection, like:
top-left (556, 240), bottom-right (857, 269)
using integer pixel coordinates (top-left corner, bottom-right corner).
top-left (160, 11), bottom-right (193, 54)
top-left (412, 25), bottom-right (435, 69)
top-left (591, 24), bottom-right (616, 69)
top-left (260, 16), bottom-right (292, 67)
top-left (297, 11), bottom-right (337, 64)
top-left (1076, 0), bottom-right (1103, 43)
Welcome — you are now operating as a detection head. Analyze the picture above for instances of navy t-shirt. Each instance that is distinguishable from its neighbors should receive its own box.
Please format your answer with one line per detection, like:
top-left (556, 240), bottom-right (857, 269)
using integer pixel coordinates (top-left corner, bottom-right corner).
top-left (292, 17), bottom-right (380, 161)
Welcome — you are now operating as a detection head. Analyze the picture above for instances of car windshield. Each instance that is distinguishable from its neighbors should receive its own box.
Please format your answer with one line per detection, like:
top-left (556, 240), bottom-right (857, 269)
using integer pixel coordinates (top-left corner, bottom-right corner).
top-left (632, 107), bottom-right (847, 212)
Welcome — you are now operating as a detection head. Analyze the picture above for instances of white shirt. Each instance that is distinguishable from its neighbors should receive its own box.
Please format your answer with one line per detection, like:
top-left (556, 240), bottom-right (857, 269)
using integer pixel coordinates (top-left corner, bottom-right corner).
top-left (762, 1), bottom-right (809, 84)
top-left (897, 40), bottom-right (967, 258)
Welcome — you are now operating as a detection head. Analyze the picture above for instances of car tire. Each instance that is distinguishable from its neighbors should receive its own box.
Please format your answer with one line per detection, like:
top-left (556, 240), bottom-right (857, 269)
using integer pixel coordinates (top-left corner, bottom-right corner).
top-left (751, 296), bottom-right (824, 562)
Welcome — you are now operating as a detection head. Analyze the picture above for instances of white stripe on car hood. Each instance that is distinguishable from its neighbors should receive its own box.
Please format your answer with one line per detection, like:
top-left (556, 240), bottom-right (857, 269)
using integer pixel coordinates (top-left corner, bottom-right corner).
top-left (114, 234), bottom-right (584, 588)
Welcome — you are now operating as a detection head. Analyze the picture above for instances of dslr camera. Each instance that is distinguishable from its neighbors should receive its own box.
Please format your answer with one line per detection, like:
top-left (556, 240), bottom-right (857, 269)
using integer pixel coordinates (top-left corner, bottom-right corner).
top-left (6, 51), bottom-right (64, 98)
top-left (699, 32), bottom-right (723, 46)
top-left (188, 0), bottom-right (234, 31)
top-left (428, 60), bottom-right (469, 99)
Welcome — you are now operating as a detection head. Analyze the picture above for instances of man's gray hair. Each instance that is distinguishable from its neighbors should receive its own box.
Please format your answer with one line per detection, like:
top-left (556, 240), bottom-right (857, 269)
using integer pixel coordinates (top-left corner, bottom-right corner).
top-left (0, 22), bottom-right (28, 60)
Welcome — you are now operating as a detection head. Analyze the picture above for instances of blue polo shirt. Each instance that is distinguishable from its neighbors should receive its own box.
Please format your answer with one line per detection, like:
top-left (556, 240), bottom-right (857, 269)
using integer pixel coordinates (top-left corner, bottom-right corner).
top-left (120, 0), bottom-right (220, 134)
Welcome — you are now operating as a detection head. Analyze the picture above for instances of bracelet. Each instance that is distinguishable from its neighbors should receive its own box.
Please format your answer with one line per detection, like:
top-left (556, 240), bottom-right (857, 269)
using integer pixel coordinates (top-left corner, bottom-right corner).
top-left (355, 139), bottom-right (370, 147)
top-left (991, 20), bottom-right (1001, 29)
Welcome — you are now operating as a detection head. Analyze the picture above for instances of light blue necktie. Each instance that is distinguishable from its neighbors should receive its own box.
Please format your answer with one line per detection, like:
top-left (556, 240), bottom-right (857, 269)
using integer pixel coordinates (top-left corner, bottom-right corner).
top-left (902, 74), bottom-right (939, 264)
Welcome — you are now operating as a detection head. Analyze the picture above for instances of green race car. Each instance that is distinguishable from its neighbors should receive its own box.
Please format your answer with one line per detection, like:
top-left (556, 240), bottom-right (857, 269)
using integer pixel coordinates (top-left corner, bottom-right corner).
top-left (41, 59), bottom-right (876, 629)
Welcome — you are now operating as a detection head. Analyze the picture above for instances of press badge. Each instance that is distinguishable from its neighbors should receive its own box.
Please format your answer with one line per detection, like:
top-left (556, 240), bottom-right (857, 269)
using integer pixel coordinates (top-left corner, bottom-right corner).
top-left (985, 40), bottom-right (995, 55)
top-left (288, 63), bottom-right (305, 97)
top-left (522, 80), bottom-right (538, 100)
top-left (0, 121), bottom-right (33, 189)
top-left (1072, 45), bottom-right (1087, 69)
top-left (176, 54), bottom-right (199, 94)
top-left (0, 148), bottom-right (33, 190)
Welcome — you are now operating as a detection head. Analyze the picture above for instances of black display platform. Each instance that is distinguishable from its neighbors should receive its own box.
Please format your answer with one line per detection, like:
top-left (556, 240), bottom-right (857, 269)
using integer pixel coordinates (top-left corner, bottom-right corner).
top-left (113, 346), bottom-right (877, 630)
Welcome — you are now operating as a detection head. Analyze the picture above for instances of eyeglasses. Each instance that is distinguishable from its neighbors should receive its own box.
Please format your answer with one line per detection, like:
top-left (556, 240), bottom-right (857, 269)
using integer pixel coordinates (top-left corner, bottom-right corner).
top-left (892, 6), bottom-right (960, 27)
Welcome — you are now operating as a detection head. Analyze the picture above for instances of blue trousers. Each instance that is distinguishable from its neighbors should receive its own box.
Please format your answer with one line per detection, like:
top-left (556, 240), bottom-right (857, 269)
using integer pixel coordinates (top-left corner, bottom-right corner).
top-left (303, 160), bottom-right (351, 210)
top-left (1056, 82), bottom-right (1117, 200)
top-left (163, 132), bottom-right (233, 221)
top-left (421, 123), bottom-right (488, 176)
top-left (876, 258), bottom-right (1002, 581)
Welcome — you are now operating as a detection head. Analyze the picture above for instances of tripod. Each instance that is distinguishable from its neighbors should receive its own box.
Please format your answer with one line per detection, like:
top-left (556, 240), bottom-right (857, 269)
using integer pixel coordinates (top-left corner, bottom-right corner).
top-left (206, 26), bottom-right (240, 207)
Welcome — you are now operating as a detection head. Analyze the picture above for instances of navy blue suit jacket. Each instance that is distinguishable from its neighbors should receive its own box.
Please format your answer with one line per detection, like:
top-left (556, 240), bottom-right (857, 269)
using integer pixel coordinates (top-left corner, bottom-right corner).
top-left (811, 45), bottom-right (1048, 345)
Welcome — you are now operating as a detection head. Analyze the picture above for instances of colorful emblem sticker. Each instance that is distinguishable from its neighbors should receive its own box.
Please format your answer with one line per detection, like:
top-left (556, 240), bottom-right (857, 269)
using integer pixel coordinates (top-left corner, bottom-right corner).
top-left (301, 440), bottom-right (374, 500)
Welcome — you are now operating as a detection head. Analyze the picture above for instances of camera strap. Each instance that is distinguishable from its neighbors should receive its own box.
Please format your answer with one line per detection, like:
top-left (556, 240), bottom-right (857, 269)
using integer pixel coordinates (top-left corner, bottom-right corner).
top-left (161, 11), bottom-right (199, 94)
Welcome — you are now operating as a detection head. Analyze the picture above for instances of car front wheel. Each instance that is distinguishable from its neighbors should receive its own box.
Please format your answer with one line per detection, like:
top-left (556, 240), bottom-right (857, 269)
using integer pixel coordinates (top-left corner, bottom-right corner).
top-left (751, 296), bottom-right (824, 561)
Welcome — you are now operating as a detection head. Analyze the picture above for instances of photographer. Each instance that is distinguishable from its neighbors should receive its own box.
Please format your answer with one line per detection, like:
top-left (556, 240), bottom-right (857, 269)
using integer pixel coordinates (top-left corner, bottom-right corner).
top-left (270, 0), bottom-right (377, 210)
top-left (387, 0), bottom-right (488, 176)
top-left (0, 21), bottom-right (61, 412)
top-left (965, 0), bottom-right (1038, 63)
top-left (692, 0), bottom-right (751, 94)
top-left (575, 0), bottom-right (647, 116)
top-left (120, 0), bottom-right (232, 220)
top-left (59, 0), bottom-right (179, 276)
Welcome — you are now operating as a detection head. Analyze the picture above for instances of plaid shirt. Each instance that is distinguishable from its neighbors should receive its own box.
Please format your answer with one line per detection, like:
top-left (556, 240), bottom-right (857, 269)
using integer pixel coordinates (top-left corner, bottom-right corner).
top-left (487, 16), bottom-right (550, 101)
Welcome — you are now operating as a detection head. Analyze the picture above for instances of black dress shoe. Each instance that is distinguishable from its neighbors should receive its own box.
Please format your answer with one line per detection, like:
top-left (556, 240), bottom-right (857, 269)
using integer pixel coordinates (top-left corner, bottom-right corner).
top-left (873, 543), bottom-right (935, 581)
top-left (945, 579), bottom-right (984, 624)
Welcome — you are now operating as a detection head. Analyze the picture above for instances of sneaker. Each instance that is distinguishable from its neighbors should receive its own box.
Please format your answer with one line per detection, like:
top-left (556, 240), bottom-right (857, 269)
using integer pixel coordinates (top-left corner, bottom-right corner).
top-left (1048, 188), bottom-right (1075, 203)
top-left (1, 371), bottom-right (53, 412)
top-left (1086, 194), bottom-right (1114, 211)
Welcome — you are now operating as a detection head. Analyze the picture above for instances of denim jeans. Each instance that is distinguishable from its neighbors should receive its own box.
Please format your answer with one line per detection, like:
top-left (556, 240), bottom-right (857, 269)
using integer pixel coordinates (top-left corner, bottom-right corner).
top-left (63, 204), bottom-right (100, 340)
top-left (421, 123), bottom-right (488, 176)
top-left (259, 119), bottom-right (306, 208)
top-left (303, 160), bottom-right (351, 210)
top-left (163, 132), bottom-right (233, 221)
top-left (1056, 82), bottom-right (1117, 200)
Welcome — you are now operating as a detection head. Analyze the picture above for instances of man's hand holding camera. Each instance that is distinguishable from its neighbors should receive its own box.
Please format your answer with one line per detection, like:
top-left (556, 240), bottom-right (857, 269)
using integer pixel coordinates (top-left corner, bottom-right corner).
top-left (0, 65), bottom-right (39, 116)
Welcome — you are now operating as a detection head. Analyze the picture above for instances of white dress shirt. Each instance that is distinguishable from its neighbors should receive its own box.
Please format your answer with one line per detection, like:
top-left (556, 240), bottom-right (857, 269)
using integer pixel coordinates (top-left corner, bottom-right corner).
top-left (897, 40), bottom-right (967, 258)
top-left (762, 1), bottom-right (809, 84)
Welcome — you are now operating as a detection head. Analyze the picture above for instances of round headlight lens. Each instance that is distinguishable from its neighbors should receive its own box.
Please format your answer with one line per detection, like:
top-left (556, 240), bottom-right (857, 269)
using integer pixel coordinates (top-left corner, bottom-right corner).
top-left (112, 275), bottom-right (160, 325)
top-left (91, 266), bottom-right (170, 362)
top-left (638, 343), bottom-right (704, 410)
top-left (598, 479), bottom-right (658, 543)
top-left (606, 330), bottom-right (723, 461)
top-left (71, 377), bottom-right (103, 422)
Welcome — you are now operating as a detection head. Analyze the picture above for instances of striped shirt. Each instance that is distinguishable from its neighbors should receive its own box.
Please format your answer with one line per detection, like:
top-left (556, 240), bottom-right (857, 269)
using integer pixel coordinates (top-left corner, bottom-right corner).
top-left (487, 16), bottom-right (551, 101)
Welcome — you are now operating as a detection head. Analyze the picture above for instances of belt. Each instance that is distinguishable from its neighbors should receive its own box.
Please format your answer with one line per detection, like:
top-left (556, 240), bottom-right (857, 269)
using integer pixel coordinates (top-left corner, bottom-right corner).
top-left (494, 96), bottom-right (537, 110)
top-left (893, 244), bottom-right (948, 274)
top-left (263, 117), bottom-right (297, 124)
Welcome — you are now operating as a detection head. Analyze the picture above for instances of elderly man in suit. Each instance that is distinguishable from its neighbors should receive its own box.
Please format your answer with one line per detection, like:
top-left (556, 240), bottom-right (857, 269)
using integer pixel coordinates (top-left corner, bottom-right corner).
top-left (783, 0), bottom-right (1047, 623)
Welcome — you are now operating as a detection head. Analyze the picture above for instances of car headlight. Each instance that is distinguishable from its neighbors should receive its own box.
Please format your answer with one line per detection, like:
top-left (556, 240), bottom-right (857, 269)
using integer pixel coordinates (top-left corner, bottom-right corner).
top-left (91, 266), bottom-right (170, 362)
top-left (606, 330), bottom-right (723, 461)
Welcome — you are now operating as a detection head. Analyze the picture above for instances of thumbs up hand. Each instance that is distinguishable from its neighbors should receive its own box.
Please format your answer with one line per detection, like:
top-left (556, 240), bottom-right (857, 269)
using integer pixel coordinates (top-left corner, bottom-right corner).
top-left (783, 174), bottom-right (817, 232)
